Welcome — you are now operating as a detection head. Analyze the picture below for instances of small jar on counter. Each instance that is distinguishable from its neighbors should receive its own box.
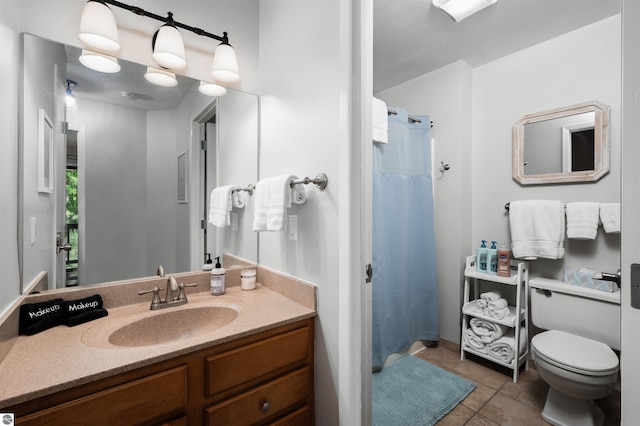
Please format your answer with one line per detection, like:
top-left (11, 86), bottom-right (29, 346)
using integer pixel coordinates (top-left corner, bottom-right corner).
top-left (241, 269), bottom-right (257, 290)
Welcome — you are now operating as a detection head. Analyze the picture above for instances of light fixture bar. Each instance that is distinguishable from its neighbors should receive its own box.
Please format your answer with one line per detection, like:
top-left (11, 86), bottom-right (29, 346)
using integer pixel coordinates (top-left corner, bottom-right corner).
top-left (101, 0), bottom-right (230, 44)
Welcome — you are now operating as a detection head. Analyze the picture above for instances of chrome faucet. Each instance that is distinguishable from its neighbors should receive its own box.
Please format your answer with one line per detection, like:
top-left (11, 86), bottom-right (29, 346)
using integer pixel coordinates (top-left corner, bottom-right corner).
top-left (138, 276), bottom-right (198, 310)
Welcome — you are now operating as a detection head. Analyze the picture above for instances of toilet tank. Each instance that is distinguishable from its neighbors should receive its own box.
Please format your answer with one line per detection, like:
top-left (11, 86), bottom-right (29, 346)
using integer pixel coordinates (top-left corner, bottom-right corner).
top-left (529, 277), bottom-right (620, 350)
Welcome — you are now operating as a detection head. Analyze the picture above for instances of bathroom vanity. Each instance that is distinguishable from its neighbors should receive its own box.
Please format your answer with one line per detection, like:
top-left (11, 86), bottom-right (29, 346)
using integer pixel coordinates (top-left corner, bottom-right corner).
top-left (0, 269), bottom-right (317, 425)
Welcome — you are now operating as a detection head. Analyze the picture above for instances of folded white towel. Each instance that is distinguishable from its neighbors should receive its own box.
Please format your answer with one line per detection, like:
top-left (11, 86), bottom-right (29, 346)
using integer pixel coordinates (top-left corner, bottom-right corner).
top-left (600, 203), bottom-right (620, 233)
top-left (490, 306), bottom-right (512, 321)
top-left (566, 202), bottom-right (600, 240)
top-left (372, 97), bottom-right (388, 144)
top-left (464, 329), bottom-right (487, 354)
top-left (231, 189), bottom-right (245, 209)
top-left (509, 200), bottom-right (565, 260)
top-left (480, 291), bottom-right (502, 302)
top-left (487, 327), bottom-right (527, 364)
top-left (208, 185), bottom-right (234, 228)
top-left (252, 175), bottom-right (307, 232)
top-left (469, 318), bottom-right (508, 344)
top-left (488, 298), bottom-right (509, 311)
top-left (475, 299), bottom-right (488, 309)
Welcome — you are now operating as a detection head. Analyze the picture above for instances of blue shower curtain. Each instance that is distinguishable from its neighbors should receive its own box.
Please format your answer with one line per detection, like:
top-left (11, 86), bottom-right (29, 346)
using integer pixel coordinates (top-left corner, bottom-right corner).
top-left (372, 107), bottom-right (439, 368)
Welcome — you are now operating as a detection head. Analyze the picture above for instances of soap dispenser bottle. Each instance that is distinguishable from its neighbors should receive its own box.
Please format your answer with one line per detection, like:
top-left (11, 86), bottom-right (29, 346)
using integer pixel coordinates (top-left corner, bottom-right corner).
top-left (210, 257), bottom-right (226, 296)
top-left (203, 253), bottom-right (213, 271)
top-left (497, 244), bottom-right (512, 277)
top-left (487, 241), bottom-right (498, 275)
top-left (476, 240), bottom-right (488, 273)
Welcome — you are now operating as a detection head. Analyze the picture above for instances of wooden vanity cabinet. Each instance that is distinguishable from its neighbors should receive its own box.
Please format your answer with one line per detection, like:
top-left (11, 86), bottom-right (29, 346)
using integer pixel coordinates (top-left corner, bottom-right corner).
top-left (8, 318), bottom-right (314, 425)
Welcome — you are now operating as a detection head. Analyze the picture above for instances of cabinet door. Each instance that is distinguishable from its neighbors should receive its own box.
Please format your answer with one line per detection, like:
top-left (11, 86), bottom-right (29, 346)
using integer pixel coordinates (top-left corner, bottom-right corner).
top-left (18, 366), bottom-right (187, 426)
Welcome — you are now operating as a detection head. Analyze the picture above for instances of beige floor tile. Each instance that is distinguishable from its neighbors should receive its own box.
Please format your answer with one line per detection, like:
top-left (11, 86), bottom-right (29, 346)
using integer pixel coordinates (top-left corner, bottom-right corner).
top-left (414, 346), bottom-right (463, 372)
top-left (436, 401), bottom-right (475, 426)
top-left (453, 358), bottom-right (510, 390)
top-left (464, 413), bottom-right (501, 426)
top-left (454, 376), bottom-right (497, 412)
top-left (479, 392), bottom-right (549, 426)
top-left (499, 367), bottom-right (549, 411)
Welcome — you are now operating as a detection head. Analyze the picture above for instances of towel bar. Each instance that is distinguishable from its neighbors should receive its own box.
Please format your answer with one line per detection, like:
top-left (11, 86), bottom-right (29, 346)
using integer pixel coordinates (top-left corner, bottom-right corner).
top-left (290, 173), bottom-right (328, 191)
top-left (232, 184), bottom-right (255, 194)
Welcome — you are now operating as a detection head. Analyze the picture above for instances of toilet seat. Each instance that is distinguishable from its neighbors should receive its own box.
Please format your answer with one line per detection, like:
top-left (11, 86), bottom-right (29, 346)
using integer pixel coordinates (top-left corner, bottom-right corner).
top-left (531, 330), bottom-right (619, 376)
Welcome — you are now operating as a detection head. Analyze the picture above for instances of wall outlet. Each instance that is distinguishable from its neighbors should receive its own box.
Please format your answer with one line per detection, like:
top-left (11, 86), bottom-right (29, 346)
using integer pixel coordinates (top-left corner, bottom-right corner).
top-left (288, 215), bottom-right (298, 241)
top-left (30, 217), bottom-right (37, 245)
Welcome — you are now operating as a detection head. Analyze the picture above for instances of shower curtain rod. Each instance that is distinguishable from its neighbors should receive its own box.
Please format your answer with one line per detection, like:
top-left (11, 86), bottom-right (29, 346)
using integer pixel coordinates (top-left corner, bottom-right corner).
top-left (387, 108), bottom-right (434, 128)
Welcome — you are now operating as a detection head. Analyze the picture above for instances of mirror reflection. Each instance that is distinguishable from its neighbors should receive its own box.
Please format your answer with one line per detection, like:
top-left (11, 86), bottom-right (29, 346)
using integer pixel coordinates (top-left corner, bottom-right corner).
top-left (20, 34), bottom-right (258, 293)
top-left (512, 101), bottom-right (609, 185)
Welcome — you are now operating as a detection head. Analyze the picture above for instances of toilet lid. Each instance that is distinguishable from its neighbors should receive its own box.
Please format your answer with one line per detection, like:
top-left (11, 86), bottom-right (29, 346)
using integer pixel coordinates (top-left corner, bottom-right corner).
top-left (532, 330), bottom-right (619, 376)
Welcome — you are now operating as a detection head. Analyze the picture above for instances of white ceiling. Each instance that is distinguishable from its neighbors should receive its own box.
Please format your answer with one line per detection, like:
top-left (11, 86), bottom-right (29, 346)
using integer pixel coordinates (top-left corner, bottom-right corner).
top-left (373, 0), bottom-right (620, 93)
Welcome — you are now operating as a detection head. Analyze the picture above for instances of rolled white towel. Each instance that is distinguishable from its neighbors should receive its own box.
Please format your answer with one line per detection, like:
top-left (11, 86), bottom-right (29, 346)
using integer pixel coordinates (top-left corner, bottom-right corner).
top-left (488, 298), bottom-right (509, 311)
top-left (600, 203), bottom-right (620, 233)
top-left (469, 318), bottom-right (508, 344)
top-left (464, 329), bottom-right (487, 354)
top-left (480, 291), bottom-right (502, 301)
top-left (475, 299), bottom-right (488, 309)
top-left (487, 327), bottom-right (527, 364)
top-left (490, 306), bottom-right (511, 320)
top-left (231, 189), bottom-right (245, 209)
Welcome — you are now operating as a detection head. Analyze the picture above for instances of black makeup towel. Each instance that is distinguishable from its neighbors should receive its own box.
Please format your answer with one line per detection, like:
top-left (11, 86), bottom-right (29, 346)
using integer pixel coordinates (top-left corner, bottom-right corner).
top-left (19, 298), bottom-right (65, 336)
top-left (63, 295), bottom-right (108, 326)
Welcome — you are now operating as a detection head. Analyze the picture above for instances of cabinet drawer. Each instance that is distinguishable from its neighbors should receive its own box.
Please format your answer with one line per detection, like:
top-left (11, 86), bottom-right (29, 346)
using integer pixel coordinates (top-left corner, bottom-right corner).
top-left (17, 366), bottom-right (187, 426)
top-left (206, 326), bottom-right (310, 396)
top-left (269, 405), bottom-right (313, 425)
top-left (205, 367), bottom-right (311, 426)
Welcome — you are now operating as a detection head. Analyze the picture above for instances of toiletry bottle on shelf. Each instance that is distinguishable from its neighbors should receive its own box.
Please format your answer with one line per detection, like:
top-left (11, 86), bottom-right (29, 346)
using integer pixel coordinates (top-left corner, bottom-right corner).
top-left (210, 257), bottom-right (226, 296)
top-left (203, 253), bottom-right (213, 271)
top-left (497, 244), bottom-right (512, 277)
top-left (476, 240), bottom-right (488, 273)
top-left (487, 241), bottom-right (498, 275)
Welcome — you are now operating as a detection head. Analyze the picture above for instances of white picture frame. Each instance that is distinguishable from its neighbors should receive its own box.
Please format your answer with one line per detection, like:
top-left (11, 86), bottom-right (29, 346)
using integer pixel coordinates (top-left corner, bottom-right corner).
top-left (37, 109), bottom-right (54, 193)
top-left (177, 152), bottom-right (188, 203)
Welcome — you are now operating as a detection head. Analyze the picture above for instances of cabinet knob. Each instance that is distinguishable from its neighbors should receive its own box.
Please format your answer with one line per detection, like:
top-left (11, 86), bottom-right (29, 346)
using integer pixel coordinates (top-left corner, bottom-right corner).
top-left (261, 400), bottom-right (271, 413)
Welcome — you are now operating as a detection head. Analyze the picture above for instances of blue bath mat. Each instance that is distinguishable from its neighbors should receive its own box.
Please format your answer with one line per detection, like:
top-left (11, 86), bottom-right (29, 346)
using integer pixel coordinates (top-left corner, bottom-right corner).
top-left (372, 355), bottom-right (476, 425)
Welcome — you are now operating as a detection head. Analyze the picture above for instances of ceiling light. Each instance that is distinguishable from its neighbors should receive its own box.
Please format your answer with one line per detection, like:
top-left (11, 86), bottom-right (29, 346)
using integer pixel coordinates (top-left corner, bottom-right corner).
top-left (432, 0), bottom-right (497, 22)
top-left (144, 67), bottom-right (178, 87)
top-left (198, 81), bottom-right (227, 97)
top-left (211, 41), bottom-right (240, 83)
top-left (79, 49), bottom-right (121, 73)
top-left (78, 0), bottom-right (121, 52)
top-left (66, 80), bottom-right (78, 111)
top-left (151, 13), bottom-right (187, 70)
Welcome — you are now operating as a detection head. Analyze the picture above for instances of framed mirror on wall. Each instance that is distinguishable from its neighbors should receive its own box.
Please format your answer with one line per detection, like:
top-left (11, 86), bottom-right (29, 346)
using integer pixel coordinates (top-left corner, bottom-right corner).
top-left (512, 100), bottom-right (610, 185)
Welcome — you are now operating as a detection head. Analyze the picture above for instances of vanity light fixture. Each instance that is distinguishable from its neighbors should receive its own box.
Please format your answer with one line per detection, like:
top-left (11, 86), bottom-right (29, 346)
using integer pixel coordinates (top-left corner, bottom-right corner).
top-left (66, 80), bottom-right (78, 111)
top-left (144, 67), bottom-right (178, 87)
top-left (79, 49), bottom-right (121, 73)
top-left (151, 13), bottom-right (187, 70)
top-left (432, 0), bottom-right (497, 22)
top-left (77, 0), bottom-right (240, 83)
top-left (198, 81), bottom-right (228, 97)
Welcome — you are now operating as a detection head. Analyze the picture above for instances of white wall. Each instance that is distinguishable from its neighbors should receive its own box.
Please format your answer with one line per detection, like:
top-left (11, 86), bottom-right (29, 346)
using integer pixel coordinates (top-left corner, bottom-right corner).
top-left (376, 60), bottom-right (473, 343)
top-left (0, 0), bottom-right (21, 313)
top-left (259, 1), bottom-right (352, 424)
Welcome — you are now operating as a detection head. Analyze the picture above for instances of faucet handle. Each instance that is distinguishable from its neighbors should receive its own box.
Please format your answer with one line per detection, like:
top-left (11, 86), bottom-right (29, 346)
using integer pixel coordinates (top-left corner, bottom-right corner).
top-left (177, 282), bottom-right (198, 301)
top-left (138, 286), bottom-right (162, 309)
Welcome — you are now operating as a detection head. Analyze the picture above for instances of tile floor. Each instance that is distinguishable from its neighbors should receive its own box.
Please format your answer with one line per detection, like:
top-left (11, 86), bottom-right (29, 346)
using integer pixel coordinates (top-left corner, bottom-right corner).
top-left (412, 341), bottom-right (621, 425)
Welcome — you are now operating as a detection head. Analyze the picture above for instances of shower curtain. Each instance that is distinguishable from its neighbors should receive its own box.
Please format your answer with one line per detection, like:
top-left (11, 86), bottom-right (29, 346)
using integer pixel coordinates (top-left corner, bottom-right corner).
top-left (372, 107), bottom-right (439, 368)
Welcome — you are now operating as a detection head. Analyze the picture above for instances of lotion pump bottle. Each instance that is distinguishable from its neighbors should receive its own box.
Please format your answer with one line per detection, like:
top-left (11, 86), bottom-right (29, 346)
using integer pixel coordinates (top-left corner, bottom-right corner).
top-left (487, 241), bottom-right (498, 275)
top-left (203, 253), bottom-right (213, 271)
top-left (210, 257), bottom-right (226, 296)
top-left (497, 244), bottom-right (512, 277)
top-left (476, 240), bottom-right (488, 273)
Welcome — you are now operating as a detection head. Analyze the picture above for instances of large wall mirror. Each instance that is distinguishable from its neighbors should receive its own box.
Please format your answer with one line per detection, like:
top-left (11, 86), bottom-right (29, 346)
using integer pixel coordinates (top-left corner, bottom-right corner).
top-left (20, 34), bottom-right (258, 294)
top-left (512, 100), bottom-right (610, 185)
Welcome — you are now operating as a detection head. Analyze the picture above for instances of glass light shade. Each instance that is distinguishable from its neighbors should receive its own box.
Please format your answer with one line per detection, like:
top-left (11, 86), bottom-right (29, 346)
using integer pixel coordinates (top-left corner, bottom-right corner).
top-left (211, 43), bottom-right (240, 83)
top-left (78, 1), bottom-right (121, 52)
top-left (79, 49), bottom-right (121, 73)
top-left (198, 81), bottom-right (227, 97)
top-left (152, 25), bottom-right (187, 70)
top-left (144, 67), bottom-right (178, 87)
top-left (432, 0), bottom-right (497, 22)
top-left (66, 93), bottom-right (78, 111)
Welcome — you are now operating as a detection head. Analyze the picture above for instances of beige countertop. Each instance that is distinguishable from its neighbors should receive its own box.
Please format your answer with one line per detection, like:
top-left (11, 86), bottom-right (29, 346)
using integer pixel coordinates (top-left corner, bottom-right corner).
top-left (0, 284), bottom-right (315, 409)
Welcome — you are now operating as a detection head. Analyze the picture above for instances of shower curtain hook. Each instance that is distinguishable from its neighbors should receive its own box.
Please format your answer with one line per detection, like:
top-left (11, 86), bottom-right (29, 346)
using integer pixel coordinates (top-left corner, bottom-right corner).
top-left (440, 161), bottom-right (450, 173)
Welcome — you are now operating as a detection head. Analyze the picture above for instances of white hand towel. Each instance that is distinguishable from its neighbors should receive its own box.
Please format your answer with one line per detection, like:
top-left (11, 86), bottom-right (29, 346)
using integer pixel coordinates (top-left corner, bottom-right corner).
top-left (208, 185), bottom-right (234, 228)
top-left (372, 97), bottom-right (388, 144)
top-left (509, 200), bottom-right (565, 260)
top-left (231, 189), bottom-right (245, 209)
top-left (464, 329), bottom-right (487, 354)
top-left (252, 180), bottom-right (269, 232)
top-left (488, 298), bottom-right (509, 311)
top-left (253, 175), bottom-right (307, 232)
top-left (480, 291), bottom-right (502, 301)
top-left (600, 203), bottom-right (620, 233)
top-left (490, 306), bottom-right (512, 321)
top-left (566, 202), bottom-right (600, 240)
top-left (487, 327), bottom-right (527, 364)
top-left (469, 318), bottom-right (508, 344)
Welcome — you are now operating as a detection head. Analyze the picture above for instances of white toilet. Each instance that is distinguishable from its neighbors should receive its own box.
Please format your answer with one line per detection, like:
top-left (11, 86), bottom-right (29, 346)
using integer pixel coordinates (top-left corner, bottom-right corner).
top-left (529, 277), bottom-right (620, 426)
